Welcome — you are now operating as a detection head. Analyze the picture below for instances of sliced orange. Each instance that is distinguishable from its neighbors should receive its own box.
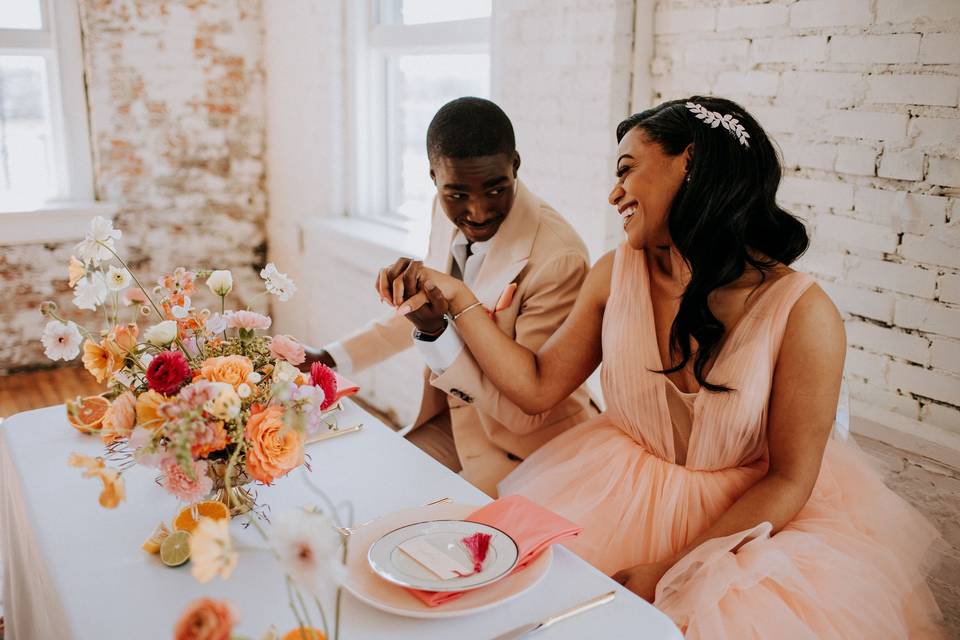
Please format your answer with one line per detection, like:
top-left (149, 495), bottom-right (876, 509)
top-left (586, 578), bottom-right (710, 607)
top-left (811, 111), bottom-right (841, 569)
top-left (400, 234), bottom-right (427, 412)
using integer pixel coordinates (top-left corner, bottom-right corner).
top-left (173, 500), bottom-right (230, 533)
top-left (66, 395), bottom-right (110, 434)
top-left (142, 521), bottom-right (171, 554)
top-left (281, 629), bottom-right (326, 640)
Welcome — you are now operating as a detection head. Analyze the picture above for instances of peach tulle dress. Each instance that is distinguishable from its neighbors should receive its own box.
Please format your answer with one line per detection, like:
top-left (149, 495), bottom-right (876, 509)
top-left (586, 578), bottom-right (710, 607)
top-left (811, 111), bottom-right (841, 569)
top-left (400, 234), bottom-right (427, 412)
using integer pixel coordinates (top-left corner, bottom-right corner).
top-left (500, 244), bottom-right (943, 639)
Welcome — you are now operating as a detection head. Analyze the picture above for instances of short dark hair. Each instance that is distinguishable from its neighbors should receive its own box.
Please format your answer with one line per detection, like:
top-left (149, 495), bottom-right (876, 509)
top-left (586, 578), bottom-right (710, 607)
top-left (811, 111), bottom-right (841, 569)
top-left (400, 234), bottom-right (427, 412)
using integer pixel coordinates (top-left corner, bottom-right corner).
top-left (426, 97), bottom-right (516, 163)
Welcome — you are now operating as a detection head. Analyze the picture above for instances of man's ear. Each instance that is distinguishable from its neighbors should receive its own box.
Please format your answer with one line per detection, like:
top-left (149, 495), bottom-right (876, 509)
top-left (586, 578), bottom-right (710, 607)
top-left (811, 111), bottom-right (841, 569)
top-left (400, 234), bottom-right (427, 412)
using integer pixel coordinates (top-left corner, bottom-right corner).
top-left (429, 167), bottom-right (436, 185)
top-left (512, 151), bottom-right (521, 177)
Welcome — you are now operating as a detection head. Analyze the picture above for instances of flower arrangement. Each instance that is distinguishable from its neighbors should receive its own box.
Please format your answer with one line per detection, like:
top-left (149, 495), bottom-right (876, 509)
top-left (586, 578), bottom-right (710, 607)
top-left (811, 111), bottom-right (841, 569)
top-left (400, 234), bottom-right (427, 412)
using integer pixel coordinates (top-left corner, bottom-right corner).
top-left (43, 216), bottom-right (346, 512)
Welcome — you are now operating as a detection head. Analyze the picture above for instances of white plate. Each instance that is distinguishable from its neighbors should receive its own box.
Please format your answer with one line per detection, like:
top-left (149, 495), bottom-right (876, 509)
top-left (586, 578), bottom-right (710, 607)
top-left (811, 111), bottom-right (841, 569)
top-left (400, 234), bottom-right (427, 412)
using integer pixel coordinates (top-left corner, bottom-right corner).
top-left (368, 519), bottom-right (519, 592)
top-left (344, 503), bottom-right (553, 619)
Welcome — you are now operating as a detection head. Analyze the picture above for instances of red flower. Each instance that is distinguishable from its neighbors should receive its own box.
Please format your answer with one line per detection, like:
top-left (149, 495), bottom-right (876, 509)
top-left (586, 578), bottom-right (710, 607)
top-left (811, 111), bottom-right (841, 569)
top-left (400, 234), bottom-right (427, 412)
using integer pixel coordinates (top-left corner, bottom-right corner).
top-left (310, 362), bottom-right (338, 410)
top-left (146, 351), bottom-right (192, 396)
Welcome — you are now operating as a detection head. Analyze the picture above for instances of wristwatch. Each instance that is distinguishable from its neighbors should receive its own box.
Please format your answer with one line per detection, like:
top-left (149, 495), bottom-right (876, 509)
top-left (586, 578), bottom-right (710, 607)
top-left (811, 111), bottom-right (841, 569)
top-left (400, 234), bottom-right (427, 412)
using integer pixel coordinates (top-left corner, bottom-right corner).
top-left (413, 319), bottom-right (447, 343)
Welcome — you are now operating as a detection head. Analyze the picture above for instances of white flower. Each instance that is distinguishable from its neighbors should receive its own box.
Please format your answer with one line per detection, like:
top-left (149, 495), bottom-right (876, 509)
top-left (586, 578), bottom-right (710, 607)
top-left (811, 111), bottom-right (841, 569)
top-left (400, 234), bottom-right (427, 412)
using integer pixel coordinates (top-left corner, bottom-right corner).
top-left (247, 371), bottom-right (262, 384)
top-left (260, 263), bottom-right (297, 302)
top-left (75, 216), bottom-right (121, 266)
top-left (105, 266), bottom-right (131, 291)
top-left (171, 296), bottom-right (191, 319)
top-left (205, 383), bottom-right (241, 420)
top-left (236, 383), bottom-right (252, 399)
top-left (271, 360), bottom-right (300, 385)
top-left (41, 320), bottom-right (83, 360)
top-left (206, 312), bottom-right (227, 335)
top-left (190, 517), bottom-right (238, 583)
top-left (206, 270), bottom-right (233, 296)
top-left (271, 510), bottom-right (344, 595)
top-left (73, 273), bottom-right (108, 310)
top-left (144, 320), bottom-right (178, 346)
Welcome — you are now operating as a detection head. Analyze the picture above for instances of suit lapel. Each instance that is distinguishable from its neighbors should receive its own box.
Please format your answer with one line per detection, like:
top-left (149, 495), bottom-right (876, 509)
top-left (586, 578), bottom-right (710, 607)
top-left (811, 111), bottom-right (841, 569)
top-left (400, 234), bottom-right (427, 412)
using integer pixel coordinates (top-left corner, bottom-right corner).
top-left (425, 195), bottom-right (456, 273)
top-left (473, 180), bottom-right (539, 308)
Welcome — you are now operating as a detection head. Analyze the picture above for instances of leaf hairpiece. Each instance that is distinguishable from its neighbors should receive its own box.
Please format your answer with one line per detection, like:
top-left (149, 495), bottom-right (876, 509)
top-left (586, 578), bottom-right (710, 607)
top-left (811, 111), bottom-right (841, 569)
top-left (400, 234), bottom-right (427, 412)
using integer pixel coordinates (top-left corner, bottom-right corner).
top-left (685, 102), bottom-right (750, 148)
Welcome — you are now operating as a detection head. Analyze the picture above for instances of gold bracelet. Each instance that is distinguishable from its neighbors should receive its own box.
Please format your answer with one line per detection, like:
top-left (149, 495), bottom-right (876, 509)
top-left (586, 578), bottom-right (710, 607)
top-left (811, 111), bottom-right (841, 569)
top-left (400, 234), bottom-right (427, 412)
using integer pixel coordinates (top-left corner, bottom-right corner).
top-left (451, 301), bottom-right (484, 322)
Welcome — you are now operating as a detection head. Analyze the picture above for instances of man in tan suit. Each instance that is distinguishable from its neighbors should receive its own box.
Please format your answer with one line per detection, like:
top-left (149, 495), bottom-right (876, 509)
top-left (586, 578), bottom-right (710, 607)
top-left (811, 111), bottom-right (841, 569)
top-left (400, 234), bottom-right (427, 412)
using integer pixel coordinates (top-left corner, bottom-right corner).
top-left (305, 98), bottom-right (596, 496)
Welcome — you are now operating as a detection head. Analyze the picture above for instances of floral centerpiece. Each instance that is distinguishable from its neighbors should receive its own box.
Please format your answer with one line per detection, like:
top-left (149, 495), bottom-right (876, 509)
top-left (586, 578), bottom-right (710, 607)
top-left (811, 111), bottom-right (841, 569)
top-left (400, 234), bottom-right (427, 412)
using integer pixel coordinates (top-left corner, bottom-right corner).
top-left (42, 216), bottom-right (344, 514)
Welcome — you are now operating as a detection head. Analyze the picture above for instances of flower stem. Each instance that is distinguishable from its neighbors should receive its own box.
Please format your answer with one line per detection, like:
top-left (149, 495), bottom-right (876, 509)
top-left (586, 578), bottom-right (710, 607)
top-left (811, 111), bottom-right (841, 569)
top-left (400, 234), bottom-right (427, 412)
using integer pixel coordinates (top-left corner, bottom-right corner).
top-left (96, 241), bottom-right (165, 321)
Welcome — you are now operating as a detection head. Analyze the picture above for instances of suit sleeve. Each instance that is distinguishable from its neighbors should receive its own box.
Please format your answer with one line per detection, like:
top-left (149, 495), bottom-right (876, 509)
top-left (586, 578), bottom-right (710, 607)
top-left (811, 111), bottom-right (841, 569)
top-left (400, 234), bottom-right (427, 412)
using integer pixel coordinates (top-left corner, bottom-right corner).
top-left (428, 251), bottom-right (589, 434)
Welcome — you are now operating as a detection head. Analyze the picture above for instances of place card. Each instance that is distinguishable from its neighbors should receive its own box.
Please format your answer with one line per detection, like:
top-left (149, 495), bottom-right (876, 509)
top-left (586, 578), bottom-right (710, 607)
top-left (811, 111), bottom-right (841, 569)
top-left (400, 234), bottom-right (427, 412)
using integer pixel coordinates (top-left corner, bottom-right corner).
top-left (397, 537), bottom-right (472, 580)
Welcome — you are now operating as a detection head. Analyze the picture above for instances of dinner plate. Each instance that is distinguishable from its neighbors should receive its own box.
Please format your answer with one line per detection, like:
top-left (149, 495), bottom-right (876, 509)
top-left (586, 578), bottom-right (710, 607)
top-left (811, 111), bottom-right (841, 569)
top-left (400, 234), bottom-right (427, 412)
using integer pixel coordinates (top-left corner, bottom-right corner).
top-left (368, 519), bottom-right (519, 592)
top-left (344, 502), bottom-right (553, 619)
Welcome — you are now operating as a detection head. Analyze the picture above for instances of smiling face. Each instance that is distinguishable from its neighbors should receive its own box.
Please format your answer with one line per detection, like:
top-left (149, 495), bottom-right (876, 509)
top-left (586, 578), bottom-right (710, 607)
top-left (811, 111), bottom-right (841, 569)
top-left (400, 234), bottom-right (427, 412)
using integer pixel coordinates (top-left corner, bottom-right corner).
top-left (430, 152), bottom-right (521, 243)
top-left (609, 127), bottom-right (690, 250)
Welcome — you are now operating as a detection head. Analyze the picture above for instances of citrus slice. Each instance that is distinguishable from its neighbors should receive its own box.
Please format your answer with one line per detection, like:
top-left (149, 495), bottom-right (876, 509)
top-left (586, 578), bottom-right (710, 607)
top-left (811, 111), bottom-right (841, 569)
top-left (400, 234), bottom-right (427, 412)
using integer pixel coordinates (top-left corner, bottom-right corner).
top-left (173, 500), bottom-right (230, 533)
top-left (142, 521), bottom-right (171, 554)
top-left (66, 395), bottom-right (110, 434)
top-left (281, 629), bottom-right (326, 640)
top-left (160, 530), bottom-right (192, 567)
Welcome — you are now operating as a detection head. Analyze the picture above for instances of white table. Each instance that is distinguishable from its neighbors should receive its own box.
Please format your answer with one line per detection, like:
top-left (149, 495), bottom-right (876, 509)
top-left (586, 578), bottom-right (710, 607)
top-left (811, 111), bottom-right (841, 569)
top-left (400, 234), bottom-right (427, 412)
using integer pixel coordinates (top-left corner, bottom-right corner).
top-left (1, 402), bottom-right (683, 640)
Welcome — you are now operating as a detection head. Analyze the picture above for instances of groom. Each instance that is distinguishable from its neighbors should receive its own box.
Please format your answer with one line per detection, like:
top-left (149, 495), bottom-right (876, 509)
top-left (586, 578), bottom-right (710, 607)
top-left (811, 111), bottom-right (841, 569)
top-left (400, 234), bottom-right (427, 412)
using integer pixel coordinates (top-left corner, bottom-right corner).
top-left (305, 97), bottom-right (596, 496)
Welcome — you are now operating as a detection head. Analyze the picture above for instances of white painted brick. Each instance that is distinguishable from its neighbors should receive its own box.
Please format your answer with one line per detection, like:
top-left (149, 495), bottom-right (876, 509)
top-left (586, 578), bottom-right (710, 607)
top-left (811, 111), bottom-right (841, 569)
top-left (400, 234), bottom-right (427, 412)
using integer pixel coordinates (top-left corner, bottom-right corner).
top-left (900, 193), bottom-right (950, 234)
top-left (685, 39), bottom-right (750, 65)
top-left (847, 320), bottom-right (930, 364)
top-left (895, 298), bottom-right (960, 339)
top-left (713, 71), bottom-right (779, 97)
top-left (789, 0), bottom-right (872, 28)
top-left (797, 249), bottom-right (845, 279)
top-left (822, 280), bottom-right (896, 322)
top-left (848, 379), bottom-right (921, 419)
top-left (817, 214), bottom-right (899, 253)
top-left (717, 4), bottom-right (788, 30)
top-left (820, 110), bottom-right (909, 141)
top-left (919, 33), bottom-right (960, 64)
top-left (847, 348), bottom-right (889, 384)
top-left (900, 230), bottom-right (960, 270)
top-left (927, 156), bottom-right (960, 188)
top-left (854, 186), bottom-right (903, 224)
top-left (780, 141), bottom-right (837, 171)
top-left (835, 144), bottom-right (878, 176)
top-left (779, 177), bottom-right (854, 210)
top-left (751, 105), bottom-right (803, 134)
top-left (930, 337), bottom-right (960, 372)
top-left (921, 402), bottom-right (960, 433)
top-left (752, 36), bottom-right (827, 63)
top-left (877, 0), bottom-right (960, 24)
top-left (878, 150), bottom-right (925, 181)
top-left (847, 258), bottom-right (937, 298)
top-left (830, 34), bottom-right (920, 64)
top-left (654, 8), bottom-right (717, 34)
top-left (910, 118), bottom-right (960, 149)
top-left (867, 74), bottom-right (960, 107)
top-left (889, 361), bottom-right (960, 404)
top-left (940, 273), bottom-right (960, 305)
top-left (780, 71), bottom-right (863, 107)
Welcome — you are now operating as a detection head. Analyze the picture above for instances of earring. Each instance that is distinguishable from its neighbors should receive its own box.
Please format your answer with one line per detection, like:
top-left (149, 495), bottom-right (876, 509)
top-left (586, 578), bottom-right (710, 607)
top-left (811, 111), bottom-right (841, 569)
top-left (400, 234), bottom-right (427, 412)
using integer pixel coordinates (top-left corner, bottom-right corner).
top-left (685, 172), bottom-right (691, 184)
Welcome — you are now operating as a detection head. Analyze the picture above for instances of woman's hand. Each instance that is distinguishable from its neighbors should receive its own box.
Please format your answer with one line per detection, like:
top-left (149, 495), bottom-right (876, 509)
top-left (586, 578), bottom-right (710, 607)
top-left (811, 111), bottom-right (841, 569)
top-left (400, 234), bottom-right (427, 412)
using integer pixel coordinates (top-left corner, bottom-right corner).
top-left (611, 559), bottom-right (674, 602)
top-left (376, 258), bottom-right (472, 333)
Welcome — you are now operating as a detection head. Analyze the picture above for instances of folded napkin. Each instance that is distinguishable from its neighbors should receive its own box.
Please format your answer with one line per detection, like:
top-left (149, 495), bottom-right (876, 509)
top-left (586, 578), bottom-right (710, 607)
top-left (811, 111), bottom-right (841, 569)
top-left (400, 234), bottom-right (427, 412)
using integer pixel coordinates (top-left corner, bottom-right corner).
top-left (406, 495), bottom-right (582, 606)
top-left (332, 373), bottom-right (360, 404)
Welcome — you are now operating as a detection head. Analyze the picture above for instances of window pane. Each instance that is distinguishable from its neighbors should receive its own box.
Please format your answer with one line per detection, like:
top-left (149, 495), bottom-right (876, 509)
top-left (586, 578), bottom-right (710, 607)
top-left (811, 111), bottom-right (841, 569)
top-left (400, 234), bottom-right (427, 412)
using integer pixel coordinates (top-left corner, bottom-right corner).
top-left (0, 56), bottom-right (55, 210)
top-left (391, 53), bottom-right (489, 225)
top-left (0, 0), bottom-right (43, 30)
top-left (380, 0), bottom-right (491, 25)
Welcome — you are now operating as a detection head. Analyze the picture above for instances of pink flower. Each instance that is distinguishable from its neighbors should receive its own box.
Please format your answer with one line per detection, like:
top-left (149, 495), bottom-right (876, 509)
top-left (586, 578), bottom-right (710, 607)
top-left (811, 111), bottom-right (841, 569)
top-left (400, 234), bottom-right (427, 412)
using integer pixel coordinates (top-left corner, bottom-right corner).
top-left (161, 458), bottom-right (213, 503)
top-left (224, 310), bottom-right (271, 331)
top-left (310, 363), bottom-right (338, 410)
top-left (269, 334), bottom-right (305, 366)
top-left (122, 287), bottom-right (148, 306)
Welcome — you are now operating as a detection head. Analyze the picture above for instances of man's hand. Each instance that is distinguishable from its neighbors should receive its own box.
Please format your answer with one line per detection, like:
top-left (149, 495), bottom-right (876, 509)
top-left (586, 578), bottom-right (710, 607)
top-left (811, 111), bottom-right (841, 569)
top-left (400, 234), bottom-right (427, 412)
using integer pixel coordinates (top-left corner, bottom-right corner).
top-left (376, 258), bottom-right (466, 333)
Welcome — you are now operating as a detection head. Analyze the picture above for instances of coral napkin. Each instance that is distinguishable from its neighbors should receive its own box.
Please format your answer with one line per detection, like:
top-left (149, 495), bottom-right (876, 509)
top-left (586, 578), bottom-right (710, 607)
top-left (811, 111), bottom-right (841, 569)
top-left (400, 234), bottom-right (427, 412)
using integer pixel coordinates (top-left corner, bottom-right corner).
top-left (406, 495), bottom-right (582, 606)
top-left (332, 373), bottom-right (360, 404)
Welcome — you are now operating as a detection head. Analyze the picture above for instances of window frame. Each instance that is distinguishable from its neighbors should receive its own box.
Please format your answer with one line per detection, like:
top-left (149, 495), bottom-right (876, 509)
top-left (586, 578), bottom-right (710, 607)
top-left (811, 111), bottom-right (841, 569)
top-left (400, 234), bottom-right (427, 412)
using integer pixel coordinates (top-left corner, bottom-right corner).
top-left (345, 0), bottom-right (490, 230)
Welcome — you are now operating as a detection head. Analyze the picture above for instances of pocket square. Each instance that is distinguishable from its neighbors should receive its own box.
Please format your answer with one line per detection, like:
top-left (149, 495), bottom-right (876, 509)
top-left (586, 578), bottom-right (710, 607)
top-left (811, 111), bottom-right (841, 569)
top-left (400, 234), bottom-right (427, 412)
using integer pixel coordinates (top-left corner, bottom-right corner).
top-left (491, 283), bottom-right (517, 315)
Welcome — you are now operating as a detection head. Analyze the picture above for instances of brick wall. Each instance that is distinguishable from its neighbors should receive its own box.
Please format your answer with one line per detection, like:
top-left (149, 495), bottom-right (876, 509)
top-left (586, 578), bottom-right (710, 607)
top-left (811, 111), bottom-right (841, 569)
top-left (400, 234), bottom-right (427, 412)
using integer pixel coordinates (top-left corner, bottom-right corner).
top-left (0, 0), bottom-right (267, 373)
top-left (650, 0), bottom-right (960, 454)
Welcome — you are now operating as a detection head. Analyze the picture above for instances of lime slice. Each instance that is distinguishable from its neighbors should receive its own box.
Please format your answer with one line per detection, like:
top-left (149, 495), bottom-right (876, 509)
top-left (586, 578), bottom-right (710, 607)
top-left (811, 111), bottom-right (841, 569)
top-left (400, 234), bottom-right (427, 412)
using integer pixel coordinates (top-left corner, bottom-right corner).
top-left (160, 530), bottom-right (192, 567)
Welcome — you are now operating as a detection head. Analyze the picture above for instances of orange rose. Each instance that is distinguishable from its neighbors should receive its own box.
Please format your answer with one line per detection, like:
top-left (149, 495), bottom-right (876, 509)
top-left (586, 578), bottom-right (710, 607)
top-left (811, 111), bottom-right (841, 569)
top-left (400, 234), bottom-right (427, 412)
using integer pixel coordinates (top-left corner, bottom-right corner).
top-left (103, 323), bottom-right (139, 373)
top-left (81, 339), bottom-right (110, 383)
top-left (244, 406), bottom-right (303, 484)
top-left (198, 355), bottom-right (253, 390)
top-left (173, 598), bottom-right (236, 640)
top-left (135, 390), bottom-right (168, 429)
top-left (101, 391), bottom-right (136, 444)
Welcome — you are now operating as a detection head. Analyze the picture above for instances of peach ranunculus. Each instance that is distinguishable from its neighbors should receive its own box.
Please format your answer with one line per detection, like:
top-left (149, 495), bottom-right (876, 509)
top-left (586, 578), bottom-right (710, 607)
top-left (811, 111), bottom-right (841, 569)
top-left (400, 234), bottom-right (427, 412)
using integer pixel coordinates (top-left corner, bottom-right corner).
top-left (173, 597), bottom-right (236, 640)
top-left (135, 390), bottom-right (169, 429)
top-left (268, 334), bottom-right (305, 366)
top-left (197, 355), bottom-right (253, 390)
top-left (122, 286), bottom-right (148, 306)
top-left (81, 339), bottom-right (111, 383)
top-left (244, 405), bottom-right (304, 484)
top-left (68, 453), bottom-right (126, 508)
top-left (191, 420), bottom-right (228, 459)
top-left (224, 309), bottom-right (271, 331)
top-left (102, 323), bottom-right (139, 372)
top-left (101, 391), bottom-right (136, 444)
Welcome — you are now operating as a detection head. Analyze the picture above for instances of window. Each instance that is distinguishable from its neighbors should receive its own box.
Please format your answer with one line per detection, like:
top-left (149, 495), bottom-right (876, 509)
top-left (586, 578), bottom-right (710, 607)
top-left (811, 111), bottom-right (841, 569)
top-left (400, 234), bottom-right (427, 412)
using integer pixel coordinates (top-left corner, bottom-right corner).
top-left (348, 0), bottom-right (491, 240)
top-left (0, 0), bottom-right (95, 213)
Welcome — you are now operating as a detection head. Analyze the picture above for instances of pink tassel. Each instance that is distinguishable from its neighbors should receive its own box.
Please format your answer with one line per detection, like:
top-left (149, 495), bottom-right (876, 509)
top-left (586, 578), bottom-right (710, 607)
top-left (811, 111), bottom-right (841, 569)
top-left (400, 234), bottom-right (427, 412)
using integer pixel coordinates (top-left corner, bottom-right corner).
top-left (456, 532), bottom-right (492, 576)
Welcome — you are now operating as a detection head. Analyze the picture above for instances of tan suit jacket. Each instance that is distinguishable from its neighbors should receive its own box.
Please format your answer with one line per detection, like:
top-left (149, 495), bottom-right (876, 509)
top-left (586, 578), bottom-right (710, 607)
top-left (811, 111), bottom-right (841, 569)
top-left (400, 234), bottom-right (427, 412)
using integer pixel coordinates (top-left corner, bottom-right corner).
top-left (337, 181), bottom-right (597, 495)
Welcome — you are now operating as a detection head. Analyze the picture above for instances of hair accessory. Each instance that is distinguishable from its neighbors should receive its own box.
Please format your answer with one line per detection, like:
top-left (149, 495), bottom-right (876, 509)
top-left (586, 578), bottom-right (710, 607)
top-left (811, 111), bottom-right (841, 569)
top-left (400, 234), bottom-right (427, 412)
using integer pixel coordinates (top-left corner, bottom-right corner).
top-left (685, 102), bottom-right (750, 148)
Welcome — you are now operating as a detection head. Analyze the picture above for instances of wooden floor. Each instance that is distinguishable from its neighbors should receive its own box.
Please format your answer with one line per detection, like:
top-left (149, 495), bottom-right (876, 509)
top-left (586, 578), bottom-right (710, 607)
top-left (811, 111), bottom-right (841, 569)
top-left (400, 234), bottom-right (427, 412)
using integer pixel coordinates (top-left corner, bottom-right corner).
top-left (0, 367), bottom-right (105, 419)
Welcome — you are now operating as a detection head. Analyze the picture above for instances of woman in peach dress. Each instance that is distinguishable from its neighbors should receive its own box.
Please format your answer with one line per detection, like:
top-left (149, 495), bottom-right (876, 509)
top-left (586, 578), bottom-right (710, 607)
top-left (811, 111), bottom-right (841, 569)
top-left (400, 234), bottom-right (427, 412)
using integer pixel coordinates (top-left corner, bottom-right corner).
top-left (381, 96), bottom-right (943, 638)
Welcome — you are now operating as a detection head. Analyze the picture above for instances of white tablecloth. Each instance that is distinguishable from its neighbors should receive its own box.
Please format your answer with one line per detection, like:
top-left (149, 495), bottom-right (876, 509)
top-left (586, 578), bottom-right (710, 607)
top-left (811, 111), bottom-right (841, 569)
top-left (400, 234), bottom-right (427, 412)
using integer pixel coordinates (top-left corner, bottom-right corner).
top-left (1, 402), bottom-right (683, 640)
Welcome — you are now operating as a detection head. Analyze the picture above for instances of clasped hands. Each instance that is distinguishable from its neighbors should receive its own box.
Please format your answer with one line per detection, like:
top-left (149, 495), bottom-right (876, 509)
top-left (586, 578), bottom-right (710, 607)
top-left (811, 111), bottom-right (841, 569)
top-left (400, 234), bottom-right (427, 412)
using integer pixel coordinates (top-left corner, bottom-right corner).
top-left (376, 258), bottom-right (475, 335)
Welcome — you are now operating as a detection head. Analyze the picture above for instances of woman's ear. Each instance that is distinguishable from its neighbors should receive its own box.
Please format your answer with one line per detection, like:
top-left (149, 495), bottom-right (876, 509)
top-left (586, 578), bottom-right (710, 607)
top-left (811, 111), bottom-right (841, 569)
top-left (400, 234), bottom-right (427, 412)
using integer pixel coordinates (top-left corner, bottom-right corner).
top-left (683, 144), bottom-right (694, 173)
